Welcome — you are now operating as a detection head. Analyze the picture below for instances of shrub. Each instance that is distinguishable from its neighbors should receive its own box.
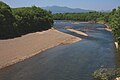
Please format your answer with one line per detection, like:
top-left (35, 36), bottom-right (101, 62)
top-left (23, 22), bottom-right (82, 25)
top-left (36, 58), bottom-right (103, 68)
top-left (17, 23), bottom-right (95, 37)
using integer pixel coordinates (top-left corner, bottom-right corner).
top-left (93, 68), bottom-right (120, 80)
top-left (0, 1), bottom-right (53, 39)
top-left (0, 1), bottom-right (15, 38)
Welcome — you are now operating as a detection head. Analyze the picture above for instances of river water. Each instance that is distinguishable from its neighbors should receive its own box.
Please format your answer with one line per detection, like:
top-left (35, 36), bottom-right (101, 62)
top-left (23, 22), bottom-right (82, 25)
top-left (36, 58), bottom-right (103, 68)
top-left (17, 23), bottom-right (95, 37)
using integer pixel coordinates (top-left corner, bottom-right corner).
top-left (0, 20), bottom-right (117, 80)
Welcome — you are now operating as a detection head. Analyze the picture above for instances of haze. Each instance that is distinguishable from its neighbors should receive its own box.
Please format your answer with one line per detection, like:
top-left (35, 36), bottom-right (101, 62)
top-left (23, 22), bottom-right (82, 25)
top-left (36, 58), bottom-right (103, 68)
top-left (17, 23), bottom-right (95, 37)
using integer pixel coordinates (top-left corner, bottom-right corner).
top-left (1, 0), bottom-right (120, 11)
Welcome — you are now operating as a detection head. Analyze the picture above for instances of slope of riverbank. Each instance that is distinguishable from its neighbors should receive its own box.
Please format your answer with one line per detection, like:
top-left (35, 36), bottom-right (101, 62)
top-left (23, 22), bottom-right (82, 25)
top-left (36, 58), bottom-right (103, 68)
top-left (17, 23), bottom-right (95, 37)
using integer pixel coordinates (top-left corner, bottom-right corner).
top-left (0, 29), bottom-right (81, 69)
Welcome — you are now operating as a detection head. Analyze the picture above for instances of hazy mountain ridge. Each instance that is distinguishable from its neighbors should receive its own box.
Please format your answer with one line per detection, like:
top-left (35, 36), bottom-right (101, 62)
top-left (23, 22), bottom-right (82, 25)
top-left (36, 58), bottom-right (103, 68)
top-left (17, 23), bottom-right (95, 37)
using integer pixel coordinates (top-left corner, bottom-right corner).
top-left (42, 6), bottom-right (94, 13)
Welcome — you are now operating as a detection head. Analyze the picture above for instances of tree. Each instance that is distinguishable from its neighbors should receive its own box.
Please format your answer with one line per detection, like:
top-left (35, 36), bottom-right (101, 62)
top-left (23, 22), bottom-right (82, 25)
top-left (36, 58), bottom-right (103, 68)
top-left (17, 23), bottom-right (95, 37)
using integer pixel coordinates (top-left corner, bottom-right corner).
top-left (0, 1), bottom-right (53, 39)
top-left (0, 1), bottom-right (15, 38)
top-left (12, 6), bottom-right (53, 34)
top-left (109, 7), bottom-right (120, 44)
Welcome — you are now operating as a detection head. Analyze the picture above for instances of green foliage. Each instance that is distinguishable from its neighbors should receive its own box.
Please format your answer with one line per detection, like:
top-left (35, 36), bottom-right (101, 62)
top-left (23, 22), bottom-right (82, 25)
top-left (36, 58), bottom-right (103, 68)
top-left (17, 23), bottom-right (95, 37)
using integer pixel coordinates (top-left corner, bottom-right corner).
top-left (93, 68), bottom-right (120, 80)
top-left (0, 1), bottom-right (53, 39)
top-left (53, 12), bottom-right (110, 22)
top-left (108, 7), bottom-right (120, 46)
top-left (0, 1), bottom-right (15, 38)
top-left (12, 6), bottom-right (53, 34)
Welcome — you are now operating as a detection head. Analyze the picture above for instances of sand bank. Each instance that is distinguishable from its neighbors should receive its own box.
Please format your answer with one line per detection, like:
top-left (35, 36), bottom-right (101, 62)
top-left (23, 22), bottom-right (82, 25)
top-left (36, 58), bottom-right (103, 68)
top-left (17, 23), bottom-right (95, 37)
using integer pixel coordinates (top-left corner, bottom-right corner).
top-left (0, 29), bottom-right (81, 69)
top-left (67, 29), bottom-right (88, 36)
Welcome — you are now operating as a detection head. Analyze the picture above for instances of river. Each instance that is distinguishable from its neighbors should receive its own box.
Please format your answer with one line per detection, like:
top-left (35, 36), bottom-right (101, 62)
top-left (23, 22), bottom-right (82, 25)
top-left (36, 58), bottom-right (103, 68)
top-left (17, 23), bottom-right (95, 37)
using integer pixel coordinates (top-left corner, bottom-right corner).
top-left (0, 20), bottom-right (117, 80)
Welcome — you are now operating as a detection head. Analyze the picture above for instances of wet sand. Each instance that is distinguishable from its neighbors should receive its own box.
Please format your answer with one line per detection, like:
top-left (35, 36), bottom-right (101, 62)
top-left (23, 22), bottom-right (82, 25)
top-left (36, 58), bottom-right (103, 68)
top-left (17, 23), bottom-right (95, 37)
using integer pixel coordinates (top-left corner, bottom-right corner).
top-left (0, 29), bottom-right (81, 69)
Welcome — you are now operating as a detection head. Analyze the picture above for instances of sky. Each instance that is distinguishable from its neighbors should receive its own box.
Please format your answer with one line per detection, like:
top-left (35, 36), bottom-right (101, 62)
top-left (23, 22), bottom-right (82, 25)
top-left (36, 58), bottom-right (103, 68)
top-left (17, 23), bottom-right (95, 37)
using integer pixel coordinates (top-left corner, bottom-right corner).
top-left (1, 0), bottom-right (120, 11)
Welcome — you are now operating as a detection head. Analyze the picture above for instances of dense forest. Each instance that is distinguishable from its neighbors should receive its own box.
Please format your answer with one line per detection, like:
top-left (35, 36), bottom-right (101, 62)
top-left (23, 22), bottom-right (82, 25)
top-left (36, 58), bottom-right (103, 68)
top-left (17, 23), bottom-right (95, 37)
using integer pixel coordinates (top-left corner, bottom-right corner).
top-left (53, 12), bottom-right (109, 22)
top-left (53, 8), bottom-right (120, 47)
top-left (0, 1), bottom-right (53, 39)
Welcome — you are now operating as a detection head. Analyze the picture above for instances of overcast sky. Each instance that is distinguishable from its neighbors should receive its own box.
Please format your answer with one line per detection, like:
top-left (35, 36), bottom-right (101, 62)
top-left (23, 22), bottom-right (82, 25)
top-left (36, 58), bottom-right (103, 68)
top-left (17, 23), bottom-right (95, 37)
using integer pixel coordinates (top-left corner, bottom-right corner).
top-left (1, 0), bottom-right (120, 11)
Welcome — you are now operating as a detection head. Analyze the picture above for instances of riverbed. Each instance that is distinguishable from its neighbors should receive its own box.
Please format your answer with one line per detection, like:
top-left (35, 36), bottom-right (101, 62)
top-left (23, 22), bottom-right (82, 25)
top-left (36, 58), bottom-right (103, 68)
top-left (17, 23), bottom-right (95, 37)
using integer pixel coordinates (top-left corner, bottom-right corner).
top-left (0, 20), bottom-right (116, 80)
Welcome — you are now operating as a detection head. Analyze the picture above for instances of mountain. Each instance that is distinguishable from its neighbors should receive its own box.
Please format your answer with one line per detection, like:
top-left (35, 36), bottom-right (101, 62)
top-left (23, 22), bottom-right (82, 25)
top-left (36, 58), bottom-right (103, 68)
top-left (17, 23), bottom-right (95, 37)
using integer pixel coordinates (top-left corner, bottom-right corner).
top-left (42, 6), bottom-right (94, 13)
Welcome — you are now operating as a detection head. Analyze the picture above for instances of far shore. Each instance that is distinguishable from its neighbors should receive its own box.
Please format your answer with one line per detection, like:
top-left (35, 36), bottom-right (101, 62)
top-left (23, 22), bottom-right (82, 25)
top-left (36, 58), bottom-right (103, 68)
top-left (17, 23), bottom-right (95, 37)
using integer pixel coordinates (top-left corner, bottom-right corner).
top-left (0, 29), bottom-right (81, 69)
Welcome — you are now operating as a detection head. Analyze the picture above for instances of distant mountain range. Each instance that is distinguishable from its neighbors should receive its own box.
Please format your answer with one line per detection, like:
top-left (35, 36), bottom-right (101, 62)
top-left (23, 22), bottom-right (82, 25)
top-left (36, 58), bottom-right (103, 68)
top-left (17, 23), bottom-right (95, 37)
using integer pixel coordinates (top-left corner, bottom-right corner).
top-left (42, 6), bottom-right (94, 13)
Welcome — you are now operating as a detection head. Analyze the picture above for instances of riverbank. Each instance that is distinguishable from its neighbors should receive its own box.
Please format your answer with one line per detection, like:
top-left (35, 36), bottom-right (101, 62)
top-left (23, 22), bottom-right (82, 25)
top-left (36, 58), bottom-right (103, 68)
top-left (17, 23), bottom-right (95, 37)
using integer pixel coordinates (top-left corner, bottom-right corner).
top-left (93, 22), bottom-right (120, 80)
top-left (104, 24), bottom-right (119, 49)
top-left (0, 29), bottom-right (81, 69)
top-left (97, 22), bottom-right (119, 49)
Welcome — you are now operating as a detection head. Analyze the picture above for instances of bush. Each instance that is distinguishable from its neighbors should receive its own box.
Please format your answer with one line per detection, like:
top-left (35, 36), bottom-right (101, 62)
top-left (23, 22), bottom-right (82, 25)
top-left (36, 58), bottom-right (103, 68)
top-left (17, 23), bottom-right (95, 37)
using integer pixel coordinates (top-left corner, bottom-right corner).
top-left (109, 7), bottom-right (120, 45)
top-left (0, 1), bottom-right (53, 39)
top-left (0, 1), bottom-right (15, 38)
top-left (93, 68), bottom-right (120, 80)
top-left (12, 6), bottom-right (53, 35)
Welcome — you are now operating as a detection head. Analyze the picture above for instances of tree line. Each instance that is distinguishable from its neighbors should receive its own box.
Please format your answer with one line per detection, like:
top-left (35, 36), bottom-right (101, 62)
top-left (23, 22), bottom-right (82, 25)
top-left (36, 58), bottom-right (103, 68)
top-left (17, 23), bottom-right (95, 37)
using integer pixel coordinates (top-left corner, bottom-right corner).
top-left (53, 7), bottom-right (120, 47)
top-left (0, 1), bottom-right (53, 39)
top-left (108, 7), bottom-right (120, 46)
top-left (53, 12), bottom-right (109, 22)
